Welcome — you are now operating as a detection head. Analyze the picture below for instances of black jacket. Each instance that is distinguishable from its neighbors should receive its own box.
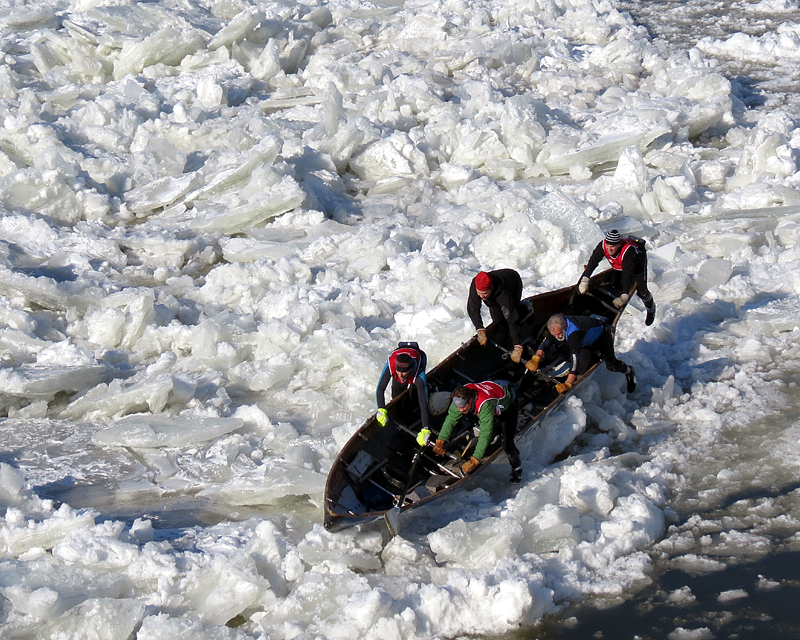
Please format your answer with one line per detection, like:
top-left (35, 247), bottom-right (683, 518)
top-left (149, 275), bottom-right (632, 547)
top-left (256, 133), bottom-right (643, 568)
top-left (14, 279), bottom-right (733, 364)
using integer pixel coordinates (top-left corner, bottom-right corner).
top-left (467, 269), bottom-right (523, 345)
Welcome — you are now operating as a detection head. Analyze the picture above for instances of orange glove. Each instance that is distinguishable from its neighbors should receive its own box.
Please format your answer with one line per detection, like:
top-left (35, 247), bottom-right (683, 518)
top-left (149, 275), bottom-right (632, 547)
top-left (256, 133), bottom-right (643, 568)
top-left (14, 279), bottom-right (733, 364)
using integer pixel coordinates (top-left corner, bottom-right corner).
top-left (510, 345), bottom-right (523, 363)
top-left (555, 381), bottom-right (572, 394)
top-left (525, 355), bottom-right (541, 372)
top-left (433, 439), bottom-right (446, 456)
top-left (477, 329), bottom-right (487, 345)
top-left (461, 456), bottom-right (480, 474)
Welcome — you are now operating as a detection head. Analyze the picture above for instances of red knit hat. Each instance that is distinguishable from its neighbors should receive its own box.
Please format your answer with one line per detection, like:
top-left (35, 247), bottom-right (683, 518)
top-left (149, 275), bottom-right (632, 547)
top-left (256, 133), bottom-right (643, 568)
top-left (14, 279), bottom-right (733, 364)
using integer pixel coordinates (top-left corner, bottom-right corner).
top-left (475, 271), bottom-right (492, 292)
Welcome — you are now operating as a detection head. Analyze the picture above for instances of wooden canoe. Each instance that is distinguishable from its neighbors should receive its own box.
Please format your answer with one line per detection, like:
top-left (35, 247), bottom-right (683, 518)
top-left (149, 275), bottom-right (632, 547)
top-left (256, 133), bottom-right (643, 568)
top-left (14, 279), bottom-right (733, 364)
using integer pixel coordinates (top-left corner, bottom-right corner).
top-left (323, 270), bottom-right (631, 532)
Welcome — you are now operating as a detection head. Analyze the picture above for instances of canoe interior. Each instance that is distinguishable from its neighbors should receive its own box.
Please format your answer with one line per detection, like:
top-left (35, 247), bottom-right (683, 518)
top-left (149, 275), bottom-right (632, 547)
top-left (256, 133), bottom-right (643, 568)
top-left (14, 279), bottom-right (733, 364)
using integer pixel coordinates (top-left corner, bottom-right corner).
top-left (324, 270), bottom-right (628, 531)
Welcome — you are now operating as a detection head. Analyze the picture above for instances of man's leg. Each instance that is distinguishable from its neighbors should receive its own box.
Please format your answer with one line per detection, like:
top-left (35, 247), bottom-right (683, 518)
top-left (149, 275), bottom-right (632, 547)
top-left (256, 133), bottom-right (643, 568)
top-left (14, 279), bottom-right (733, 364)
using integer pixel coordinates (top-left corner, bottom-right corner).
top-left (500, 406), bottom-right (522, 483)
top-left (635, 262), bottom-right (656, 326)
top-left (596, 330), bottom-right (636, 392)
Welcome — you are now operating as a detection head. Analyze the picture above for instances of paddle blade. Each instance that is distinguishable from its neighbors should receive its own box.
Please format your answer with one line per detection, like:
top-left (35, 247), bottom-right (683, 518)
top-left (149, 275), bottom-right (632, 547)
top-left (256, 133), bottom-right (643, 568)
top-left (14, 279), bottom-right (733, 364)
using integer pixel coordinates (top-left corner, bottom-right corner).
top-left (384, 506), bottom-right (401, 536)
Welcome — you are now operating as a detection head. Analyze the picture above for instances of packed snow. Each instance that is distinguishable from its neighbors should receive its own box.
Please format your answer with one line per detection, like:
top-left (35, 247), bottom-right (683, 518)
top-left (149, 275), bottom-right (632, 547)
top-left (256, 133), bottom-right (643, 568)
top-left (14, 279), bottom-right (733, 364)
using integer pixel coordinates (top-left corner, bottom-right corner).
top-left (0, 0), bottom-right (799, 638)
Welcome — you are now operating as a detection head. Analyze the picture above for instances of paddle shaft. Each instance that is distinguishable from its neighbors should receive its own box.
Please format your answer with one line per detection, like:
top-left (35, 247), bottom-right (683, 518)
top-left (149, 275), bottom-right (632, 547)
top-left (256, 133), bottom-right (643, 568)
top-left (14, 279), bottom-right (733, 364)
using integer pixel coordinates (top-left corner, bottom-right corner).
top-left (488, 340), bottom-right (553, 386)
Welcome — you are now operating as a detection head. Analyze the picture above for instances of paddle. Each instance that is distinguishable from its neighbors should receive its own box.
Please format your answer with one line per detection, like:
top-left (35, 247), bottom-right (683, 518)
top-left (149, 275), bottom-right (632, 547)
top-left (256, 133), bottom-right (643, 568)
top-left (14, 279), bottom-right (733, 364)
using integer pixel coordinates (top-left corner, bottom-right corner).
top-left (579, 282), bottom-right (627, 314)
top-left (384, 442), bottom-right (427, 536)
top-left (488, 340), bottom-right (553, 386)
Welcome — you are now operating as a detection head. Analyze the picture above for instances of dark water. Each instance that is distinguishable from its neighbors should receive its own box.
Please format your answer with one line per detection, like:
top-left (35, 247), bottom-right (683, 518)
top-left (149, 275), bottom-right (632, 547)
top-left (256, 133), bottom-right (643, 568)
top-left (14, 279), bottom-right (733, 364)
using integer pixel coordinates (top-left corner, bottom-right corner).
top-left (532, 551), bottom-right (800, 639)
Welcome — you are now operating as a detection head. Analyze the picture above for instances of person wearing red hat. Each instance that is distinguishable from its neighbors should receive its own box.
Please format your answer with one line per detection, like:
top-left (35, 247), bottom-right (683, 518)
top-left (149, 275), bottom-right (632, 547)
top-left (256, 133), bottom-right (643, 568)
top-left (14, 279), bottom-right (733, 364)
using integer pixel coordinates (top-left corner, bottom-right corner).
top-left (467, 269), bottom-right (527, 363)
top-left (376, 342), bottom-right (430, 432)
top-left (578, 229), bottom-right (656, 326)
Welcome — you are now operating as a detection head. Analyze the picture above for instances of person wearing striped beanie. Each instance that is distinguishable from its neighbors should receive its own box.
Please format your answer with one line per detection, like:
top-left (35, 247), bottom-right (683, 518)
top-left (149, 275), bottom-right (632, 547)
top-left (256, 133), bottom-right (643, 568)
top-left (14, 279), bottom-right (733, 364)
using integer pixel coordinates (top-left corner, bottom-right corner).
top-left (577, 229), bottom-right (656, 326)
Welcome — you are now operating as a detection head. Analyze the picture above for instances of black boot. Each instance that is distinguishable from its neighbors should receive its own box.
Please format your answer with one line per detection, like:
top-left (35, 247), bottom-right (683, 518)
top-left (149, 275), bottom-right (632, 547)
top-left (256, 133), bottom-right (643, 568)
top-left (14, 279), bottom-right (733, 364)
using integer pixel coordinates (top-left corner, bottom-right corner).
top-left (625, 366), bottom-right (637, 393)
top-left (645, 302), bottom-right (656, 326)
top-left (510, 465), bottom-right (522, 484)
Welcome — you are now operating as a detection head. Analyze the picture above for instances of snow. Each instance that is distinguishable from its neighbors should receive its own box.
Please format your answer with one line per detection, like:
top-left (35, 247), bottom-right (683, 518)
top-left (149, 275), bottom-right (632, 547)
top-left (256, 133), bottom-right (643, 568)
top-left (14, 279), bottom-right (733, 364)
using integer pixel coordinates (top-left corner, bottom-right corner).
top-left (0, 0), bottom-right (798, 637)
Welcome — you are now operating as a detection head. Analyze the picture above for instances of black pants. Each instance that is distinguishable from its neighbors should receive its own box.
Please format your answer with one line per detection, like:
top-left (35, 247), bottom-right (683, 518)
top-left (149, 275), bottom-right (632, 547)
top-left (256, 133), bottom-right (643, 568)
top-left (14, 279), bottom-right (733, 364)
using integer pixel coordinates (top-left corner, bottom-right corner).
top-left (613, 261), bottom-right (654, 310)
top-left (579, 329), bottom-right (629, 375)
top-left (497, 402), bottom-right (521, 471)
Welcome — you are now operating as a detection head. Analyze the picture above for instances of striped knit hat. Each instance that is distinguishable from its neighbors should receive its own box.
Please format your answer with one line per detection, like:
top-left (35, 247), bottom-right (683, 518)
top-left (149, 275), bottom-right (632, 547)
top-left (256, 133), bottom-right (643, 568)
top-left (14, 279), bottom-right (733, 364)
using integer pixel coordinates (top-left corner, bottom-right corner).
top-left (604, 229), bottom-right (621, 244)
top-left (395, 353), bottom-right (414, 372)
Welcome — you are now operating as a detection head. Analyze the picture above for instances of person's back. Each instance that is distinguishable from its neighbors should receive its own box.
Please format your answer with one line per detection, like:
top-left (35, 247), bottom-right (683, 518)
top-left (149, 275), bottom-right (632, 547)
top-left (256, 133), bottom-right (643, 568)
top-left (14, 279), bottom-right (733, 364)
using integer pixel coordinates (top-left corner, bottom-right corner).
top-left (467, 269), bottom-right (526, 361)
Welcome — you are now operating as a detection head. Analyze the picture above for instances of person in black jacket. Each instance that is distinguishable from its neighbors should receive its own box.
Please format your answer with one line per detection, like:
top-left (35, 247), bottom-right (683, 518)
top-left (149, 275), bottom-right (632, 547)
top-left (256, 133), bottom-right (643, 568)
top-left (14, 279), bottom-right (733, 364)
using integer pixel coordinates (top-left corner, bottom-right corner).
top-left (467, 269), bottom-right (527, 363)
top-left (527, 314), bottom-right (636, 394)
top-left (578, 229), bottom-right (656, 326)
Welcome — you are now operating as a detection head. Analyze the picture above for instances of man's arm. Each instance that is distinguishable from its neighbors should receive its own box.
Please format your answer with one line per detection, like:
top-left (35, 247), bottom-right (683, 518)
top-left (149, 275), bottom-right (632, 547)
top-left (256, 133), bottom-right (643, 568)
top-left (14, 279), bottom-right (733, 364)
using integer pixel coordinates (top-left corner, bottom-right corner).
top-left (467, 282), bottom-right (483, 330)
top-left (472, 400), bottom-right (498, 459)
top-left (413, 375), bottom-right (430, 430)
top-left (376, 365), bottom-right (391, 408)
top-left (580, 242), bottom-right (605, 280)
top-left (437, 403), bottom-right (462, 443)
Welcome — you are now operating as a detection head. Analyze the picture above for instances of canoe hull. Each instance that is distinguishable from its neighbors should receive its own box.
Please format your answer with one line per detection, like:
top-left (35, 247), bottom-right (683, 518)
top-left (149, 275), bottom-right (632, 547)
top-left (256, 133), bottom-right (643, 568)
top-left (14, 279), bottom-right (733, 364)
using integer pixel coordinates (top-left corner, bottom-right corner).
top-left (324, 270), bottom-right (630, 532)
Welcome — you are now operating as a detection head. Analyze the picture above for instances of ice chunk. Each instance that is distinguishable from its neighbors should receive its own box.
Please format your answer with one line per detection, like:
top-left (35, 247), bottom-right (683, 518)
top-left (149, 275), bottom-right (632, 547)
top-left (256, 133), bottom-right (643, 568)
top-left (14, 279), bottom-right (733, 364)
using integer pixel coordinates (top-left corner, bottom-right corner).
top-left (207, 6), bottom-right (266, 50)
top-left (182, 553), bottom-right (271, 626)
top-left (199, 460), bottom-right (326, 505)
top-left (559, 461), bottom-right (619, 516)
top-left (0, 463), bottom-right (27, 506)
top-left (125, 174), bottom-right (197, 215)
top-left (186, 174), bottom-right (306, 233)
top-left (691, 258), bottom-right (733, 296)
top-left (428, 517), bottom-right (524, 567)
top-left (529, 190), bottom-right (604, 248)
top-left (114, 27), bottom-right (205, 80)
top-left (0, 504), bottom-right (96, 557)
top-left (297, 524), bottom-right (383, 571)
top-left (0, 364), bottom-right (106, 400)
top-left (38, 598), bottom-right (146, 640)
top-left (92, 415), bottom-right (244, 449)
top-left (542, 127), bottom-right (670, 175)
top-left (349, 131), bottom-right (429, 181)
top-left (613, 145), bottom-right (650, 195)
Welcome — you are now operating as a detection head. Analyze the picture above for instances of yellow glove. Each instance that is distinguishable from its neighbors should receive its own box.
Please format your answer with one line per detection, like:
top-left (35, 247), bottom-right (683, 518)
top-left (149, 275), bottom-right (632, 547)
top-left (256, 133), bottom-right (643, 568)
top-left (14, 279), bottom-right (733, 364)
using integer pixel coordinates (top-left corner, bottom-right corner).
top-left (376, 408), bottom-right (388, 427)
top-left (555, 381), bottom-right (573, 394)
top-left (525, 355), bottom-right (541, 372)
top-left (461, 456), bottom-right (480, 474)
top-left (613, 293), bottom-right (629, 308)
top-left (578, 277), bottom-right (590, 295)
top-left (477, 328), bottom-right (487, 346)
top-left (510, 345), bottom-right (523, 363)
top-left (433, 439), bottom-right (446, 456)
top-left (416, 428), bottom-right (431, 446)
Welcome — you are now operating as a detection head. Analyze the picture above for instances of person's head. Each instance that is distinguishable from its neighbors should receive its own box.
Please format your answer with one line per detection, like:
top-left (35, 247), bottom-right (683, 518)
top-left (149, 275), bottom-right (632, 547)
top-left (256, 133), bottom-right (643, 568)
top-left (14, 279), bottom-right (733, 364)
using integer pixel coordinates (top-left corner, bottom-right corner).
top-left (475, 271), bottom-right (493, 300)
top-left (395, 353), bottom-right (415, 381)
top-left (451, 386), bottom-right (478, 414)
top-left (604, 229), bottom-right (622, 256)
top-left (547, 314), bottom-right (567, 341)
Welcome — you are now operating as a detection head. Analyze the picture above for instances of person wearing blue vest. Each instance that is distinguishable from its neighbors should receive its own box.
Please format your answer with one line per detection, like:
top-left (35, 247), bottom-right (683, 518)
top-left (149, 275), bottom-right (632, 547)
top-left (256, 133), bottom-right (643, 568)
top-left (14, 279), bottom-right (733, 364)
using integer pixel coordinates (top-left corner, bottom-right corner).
top-left (527, 314), bottom-right (636, 394)
top-left (376, 342), bottom-right (430, 432)
top-left (578, 229), bottom-right (656, 326)
top-left (423, 381), bottom-right (522, 484)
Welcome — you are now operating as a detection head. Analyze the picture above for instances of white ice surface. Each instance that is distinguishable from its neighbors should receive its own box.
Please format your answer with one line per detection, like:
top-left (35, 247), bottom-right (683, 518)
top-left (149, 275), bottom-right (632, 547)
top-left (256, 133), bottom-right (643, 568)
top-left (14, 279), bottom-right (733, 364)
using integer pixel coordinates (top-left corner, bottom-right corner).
top-left (0, 0), bottom-right (799, 638)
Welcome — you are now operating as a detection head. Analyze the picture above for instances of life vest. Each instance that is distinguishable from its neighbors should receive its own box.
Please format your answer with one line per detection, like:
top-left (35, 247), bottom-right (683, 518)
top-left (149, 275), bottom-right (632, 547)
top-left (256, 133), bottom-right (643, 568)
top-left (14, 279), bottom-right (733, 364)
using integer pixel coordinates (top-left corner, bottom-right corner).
top-left (466, 381), bottom-right (507, 415)
top-left (565, 317), bottom-right (604, 347)
top-left (603, 238), bottom-right (636, 271)
top-left (388, 347), bottom-right (423, 383)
